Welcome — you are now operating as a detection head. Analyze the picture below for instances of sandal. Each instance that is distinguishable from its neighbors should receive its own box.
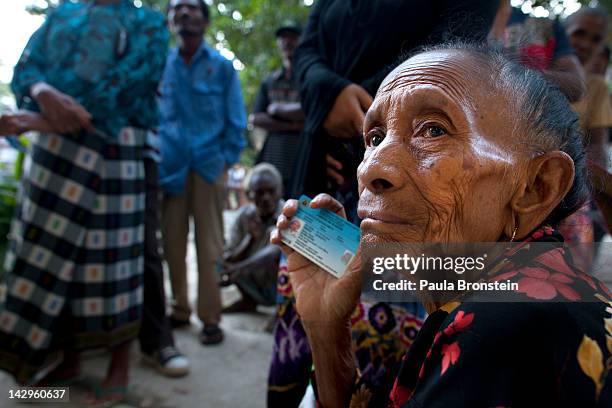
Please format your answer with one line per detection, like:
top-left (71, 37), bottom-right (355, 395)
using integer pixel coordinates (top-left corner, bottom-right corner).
top-left (199, 324), bottom-right (224, 345)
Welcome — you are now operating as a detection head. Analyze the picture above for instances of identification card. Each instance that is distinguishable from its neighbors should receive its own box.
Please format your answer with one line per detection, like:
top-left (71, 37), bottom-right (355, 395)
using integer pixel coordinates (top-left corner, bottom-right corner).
top-left (281, 195), bottom-right (361, 278)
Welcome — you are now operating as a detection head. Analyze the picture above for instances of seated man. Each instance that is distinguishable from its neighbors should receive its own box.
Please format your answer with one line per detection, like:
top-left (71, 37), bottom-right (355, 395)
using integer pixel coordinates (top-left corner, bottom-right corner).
top-left (221, 163), bottom-right (284, 312)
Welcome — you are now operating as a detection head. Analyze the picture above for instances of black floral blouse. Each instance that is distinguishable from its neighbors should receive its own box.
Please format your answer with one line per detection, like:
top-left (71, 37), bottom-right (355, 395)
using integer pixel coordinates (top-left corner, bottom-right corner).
top-left (349, 227), bottom-right (612, 407)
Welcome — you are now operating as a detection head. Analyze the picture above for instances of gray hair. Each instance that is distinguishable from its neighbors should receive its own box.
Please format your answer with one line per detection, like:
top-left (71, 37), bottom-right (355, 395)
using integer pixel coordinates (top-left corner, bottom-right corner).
top-left (244, 163), bottom-right (283, 192)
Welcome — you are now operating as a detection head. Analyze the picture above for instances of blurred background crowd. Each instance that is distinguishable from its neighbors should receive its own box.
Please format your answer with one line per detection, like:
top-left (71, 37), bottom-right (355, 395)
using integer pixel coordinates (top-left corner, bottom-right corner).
top-left (0, 0), bottom-right (610, 406)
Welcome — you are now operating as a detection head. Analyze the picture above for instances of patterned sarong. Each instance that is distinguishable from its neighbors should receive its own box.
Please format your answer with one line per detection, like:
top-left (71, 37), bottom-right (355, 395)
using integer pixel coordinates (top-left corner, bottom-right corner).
top-left (0, 128), bottom-right (145, 384)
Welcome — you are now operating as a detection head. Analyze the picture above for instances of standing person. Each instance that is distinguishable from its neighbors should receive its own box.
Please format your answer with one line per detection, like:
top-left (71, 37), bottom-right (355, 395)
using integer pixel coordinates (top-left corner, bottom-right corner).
top-left (488, 0), bottom-right (585, 102)
top-left (562, 7), bottom-right (612, 264)
top-left (250, 23), bottom-right (304, 199)
top-left (0, 0), bottom-right (168, 406)
top-left (138, 129), bottom-right (190, 377)
top-left (566, 7), bottom-right (612, 168)
top-left (291, 0), bottom-right (499, 222)
top-left (159, 0), bottom-right (247, 345)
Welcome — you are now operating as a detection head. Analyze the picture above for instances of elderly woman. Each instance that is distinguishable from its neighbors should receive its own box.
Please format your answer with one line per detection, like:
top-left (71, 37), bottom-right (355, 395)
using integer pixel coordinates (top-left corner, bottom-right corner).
top-left (272, 44), bottom-right (611, 407)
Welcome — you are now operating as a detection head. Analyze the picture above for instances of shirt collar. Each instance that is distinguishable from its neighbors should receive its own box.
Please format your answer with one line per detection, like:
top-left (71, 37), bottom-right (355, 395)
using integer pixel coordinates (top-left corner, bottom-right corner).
top-left (171, 42), bottom-right (210, 65)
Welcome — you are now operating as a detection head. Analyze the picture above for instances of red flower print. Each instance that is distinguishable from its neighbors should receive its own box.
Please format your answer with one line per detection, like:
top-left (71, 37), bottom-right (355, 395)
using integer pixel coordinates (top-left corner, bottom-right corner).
top-left (533, 247), bottom-right (578, 277)
top-left (351, 302), bottom-right (365, 325)
top-left (440, 341), bottom-right (461, 375)
top-left (492, 270), bottom-right (518, 281)
top-left (390, 378), bottom-right (412, 407)
top-left (443, 310), bottom-right (474, 337)
top-left (516, 267), bottom-right (580, 301)
top-left (418, 362), bottom-right (425, 379)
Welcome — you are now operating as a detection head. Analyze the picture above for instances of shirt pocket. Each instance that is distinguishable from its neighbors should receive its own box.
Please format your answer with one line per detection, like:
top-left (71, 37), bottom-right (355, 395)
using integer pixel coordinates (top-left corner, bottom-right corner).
top-left (192, 81), bottom-right (224, 118)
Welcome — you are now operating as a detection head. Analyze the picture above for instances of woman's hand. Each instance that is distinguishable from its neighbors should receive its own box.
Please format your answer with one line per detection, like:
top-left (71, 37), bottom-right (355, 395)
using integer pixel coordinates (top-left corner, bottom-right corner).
top-left (270, 194), bottom-right (362, 325)
top-left (0, 114), bottom-right (24, 136)
top-left (271, 193), bottom-right (361, 407)
top-left (31, 82), bottom-right (93, 134)
top-left (0, 111), bottom-right (53, 135)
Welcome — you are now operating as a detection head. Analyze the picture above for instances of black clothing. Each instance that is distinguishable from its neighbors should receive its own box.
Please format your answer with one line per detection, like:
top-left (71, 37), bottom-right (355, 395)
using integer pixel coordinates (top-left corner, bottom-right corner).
top-left (291, 0), bottom-right (499, 201)
top-left (254, 68), bottom-right (303, 199)
top-left (139, 159), bottom-right (175, 354)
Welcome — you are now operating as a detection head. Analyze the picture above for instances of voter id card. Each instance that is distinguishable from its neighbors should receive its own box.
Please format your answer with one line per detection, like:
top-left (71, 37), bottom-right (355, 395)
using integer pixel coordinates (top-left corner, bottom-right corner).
top-left (281, 195), bottom-right (361, 278)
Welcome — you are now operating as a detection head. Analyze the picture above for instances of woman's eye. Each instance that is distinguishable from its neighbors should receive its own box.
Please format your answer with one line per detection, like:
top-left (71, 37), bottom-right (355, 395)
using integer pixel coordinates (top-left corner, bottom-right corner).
top-left (424, 125), bottom-right (447, 138)
top-left (368, 130), bottom-right (385, 147)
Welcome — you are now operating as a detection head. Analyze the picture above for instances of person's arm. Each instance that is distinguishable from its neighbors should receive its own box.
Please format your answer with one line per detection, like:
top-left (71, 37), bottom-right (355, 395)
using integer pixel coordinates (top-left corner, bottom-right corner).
top-left (224, 209), bottom-right (250, 261)
top-left (79, 11), bottom-right (169, 126)
top-left (228, 244), bottom-right (281, 273)
top-left (11, 15), bottom-right (52, 109)
top-left (224, 234), bottom-right (252, 264)
top-left (250, 113), bottom-right (303, 133)
top-left (222, 63), bottom-right (247, 167)
top-left (250, 82), bottom-right (303, 132)
top-left (270, 195), bottom-right (362, 407)
top-left (294, 0), bottom-right (352, 131)
top-left (583, 76), bottom-right (612, 167)
top-left (267, 102), bottom-right (305, 122)
top-left (0, 111), bottom-right (53, 136)
top-left (306, 322), bottom-right (356, 408)
top-left (544, 56), bottom-right (585, 103)
top-left (542, 19), bottom-right (586, 103)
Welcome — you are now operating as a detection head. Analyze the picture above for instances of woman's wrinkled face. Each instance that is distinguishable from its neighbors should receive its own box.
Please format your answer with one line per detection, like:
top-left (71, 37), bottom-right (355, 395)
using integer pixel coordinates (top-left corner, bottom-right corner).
top-left (358, 50), bottom-right (522, 244)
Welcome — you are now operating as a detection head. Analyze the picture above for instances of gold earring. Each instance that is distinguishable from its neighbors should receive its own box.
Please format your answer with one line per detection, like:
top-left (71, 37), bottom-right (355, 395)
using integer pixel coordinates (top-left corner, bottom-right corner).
top-left (510, 227), bottom-right (518, 242)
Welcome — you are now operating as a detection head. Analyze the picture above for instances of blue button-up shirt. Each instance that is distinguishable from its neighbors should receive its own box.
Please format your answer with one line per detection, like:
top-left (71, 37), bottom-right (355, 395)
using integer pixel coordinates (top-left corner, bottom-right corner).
top-left (11, 0), bottom-right (168, 137)
top-left (158, 44), bottom-right (247, 195)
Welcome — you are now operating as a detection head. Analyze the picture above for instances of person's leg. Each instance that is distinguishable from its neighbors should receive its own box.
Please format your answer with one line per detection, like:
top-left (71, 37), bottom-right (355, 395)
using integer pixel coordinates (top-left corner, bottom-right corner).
top-left (85, 341), bottom-right (132, 405)
top-left (139, 159), bottom-right (190, 376)
top-left (140, 159), bottom-right (175, 351)
top-left (191, 171), bottom-right (224, 343)
top-left (162, 183), bottom-right (191, 324)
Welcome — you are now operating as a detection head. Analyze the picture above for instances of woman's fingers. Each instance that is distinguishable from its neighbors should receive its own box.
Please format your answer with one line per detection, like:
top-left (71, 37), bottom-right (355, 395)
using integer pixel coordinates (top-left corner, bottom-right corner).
top-left (276, 214), bottom-right (291, 230)
top-left (281, 199), bottom-right (298, 218)
top-left (310, 193), bottom-right (347, 218)
top-left (269, 228), bottom-right (294, 256)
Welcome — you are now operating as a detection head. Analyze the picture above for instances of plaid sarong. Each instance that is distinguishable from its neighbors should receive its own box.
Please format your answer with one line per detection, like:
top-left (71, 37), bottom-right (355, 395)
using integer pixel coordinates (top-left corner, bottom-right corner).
top-left (0, 128), bottom-right (145, 384)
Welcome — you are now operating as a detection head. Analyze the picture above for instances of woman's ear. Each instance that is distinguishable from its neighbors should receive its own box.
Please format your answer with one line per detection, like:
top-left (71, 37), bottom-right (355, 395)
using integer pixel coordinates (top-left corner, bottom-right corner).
top-left (510, 152), bottom-right (575, 239)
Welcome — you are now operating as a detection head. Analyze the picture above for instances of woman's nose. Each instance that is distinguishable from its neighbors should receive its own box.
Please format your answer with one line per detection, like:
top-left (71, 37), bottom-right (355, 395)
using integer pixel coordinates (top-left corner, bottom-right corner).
top-left (358, 144), bottom-right (404, 194)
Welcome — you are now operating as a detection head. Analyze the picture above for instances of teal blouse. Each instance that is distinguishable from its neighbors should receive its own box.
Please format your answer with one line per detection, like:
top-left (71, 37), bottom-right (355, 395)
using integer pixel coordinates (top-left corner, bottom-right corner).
top-left (11, 0), bottom-right (169, 136)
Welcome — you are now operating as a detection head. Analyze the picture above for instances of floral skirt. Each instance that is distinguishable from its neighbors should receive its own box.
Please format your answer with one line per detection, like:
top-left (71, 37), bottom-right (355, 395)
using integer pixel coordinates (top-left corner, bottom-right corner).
top-left (0, 129), bottom-right (145, 384)
top-left (267, 255), bottom-right (426, 407)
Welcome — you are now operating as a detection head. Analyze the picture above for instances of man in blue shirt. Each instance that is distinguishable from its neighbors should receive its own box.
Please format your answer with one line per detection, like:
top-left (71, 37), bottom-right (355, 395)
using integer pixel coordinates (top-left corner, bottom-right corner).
top-left (159, 0), bottom-right (247, 345)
